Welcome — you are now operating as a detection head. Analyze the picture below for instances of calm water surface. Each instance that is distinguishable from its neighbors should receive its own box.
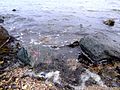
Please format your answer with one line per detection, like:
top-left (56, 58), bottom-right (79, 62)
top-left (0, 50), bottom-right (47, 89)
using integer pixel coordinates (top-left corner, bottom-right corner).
top-left (0, 0), bottom-right (120, 46)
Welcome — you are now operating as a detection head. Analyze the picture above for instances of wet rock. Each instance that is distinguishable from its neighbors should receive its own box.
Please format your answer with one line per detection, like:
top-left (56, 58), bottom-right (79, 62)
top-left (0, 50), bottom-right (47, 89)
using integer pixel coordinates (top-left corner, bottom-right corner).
top-left (17, 47), bottom-right (30, 66)
top-left (0, 26), bottom-right (21, 70)
top-left (67, 41), bottom-right (79, 48)
top-left (0, 25), bottom-right (9, 45)
top-left (0, 25), bottom-right (12, 55)
top-left (22, 45), bottom-right (82, 86)
top-left (103, 19), bottom-right (115, 26)
top-left (17, 45), bottom-right (54, 68)
top-left (79, 32), bottom-right (120, 64)
top-left (0, 15), bottom-right (5, 23)
top-left (12, 9), bottom-right (16, 12)
top-left (0, 25), bottom-right (11, 52)
top-left (26, 44), bottom-right (80, 67)
top-left (0, 19), bottom-right (4, 23)
top-left (23, 44), bottom-right (108, 89)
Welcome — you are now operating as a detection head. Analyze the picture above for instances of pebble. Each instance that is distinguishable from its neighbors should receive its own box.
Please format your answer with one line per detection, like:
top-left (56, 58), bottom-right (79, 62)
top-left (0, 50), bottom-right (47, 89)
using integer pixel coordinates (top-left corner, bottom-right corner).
top-left (103, 19), bottom-right (115, 26)
top-left (12, 9), bottom-right (16, 12)
top-left (0, 19), bottom-right (4, 23)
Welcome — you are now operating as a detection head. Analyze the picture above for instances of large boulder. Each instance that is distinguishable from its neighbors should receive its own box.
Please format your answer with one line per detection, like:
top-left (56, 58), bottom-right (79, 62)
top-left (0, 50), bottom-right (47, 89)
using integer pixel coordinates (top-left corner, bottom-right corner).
top-left (17, 45), bottom-right (55, 67)
top-left (79, 31), bottom-right (120, 64)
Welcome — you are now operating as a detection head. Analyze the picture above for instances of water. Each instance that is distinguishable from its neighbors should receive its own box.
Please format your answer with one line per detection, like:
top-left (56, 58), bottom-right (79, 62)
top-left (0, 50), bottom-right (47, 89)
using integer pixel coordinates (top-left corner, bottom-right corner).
top-left (0, 0), bottom-right (120, 88)
top-left (0, 0), bottom-right (120, 46)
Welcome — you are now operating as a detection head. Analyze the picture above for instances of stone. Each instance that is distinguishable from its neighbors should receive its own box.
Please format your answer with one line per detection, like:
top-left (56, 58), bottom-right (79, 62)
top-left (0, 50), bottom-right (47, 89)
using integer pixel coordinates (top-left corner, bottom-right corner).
top-left (103, 19), bottom-right (115, 26)
top-left (79, 31), bottom-right (120, 64)
top-left (0, 25), bottom-right (10, 46)
top-left (0, 26), bottom-right (21, 71)
top-left (67, 41), bottom-right (79, 48)
top-left (12, 9), bottom-right (16, 12)
top-left (23, 44), bottom-right (83, 87)
top-left (17, 47), bottom-right (30, 65)
top-left (0, 19), bottom-right (4, 23)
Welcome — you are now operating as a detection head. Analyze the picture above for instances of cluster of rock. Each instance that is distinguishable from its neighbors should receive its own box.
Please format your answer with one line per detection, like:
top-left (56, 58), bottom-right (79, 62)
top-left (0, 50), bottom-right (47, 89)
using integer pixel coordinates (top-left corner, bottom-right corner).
top-left (23, 30), bottom-right (120, 88)
top-left (0, 25), bottom-right (120, 89)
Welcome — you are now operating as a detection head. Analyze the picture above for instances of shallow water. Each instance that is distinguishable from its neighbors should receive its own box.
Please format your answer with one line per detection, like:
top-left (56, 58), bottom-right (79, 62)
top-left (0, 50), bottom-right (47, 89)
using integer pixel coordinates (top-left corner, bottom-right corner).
top-left (0, 0), bottom-right (120, 46)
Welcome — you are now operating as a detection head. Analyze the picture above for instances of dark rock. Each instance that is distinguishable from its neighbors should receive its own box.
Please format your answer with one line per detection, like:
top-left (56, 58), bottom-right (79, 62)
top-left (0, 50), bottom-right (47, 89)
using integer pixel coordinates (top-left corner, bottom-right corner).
top-left (116, 66), bottom-right (120, 74)
top-left (12, 9), bottom-right (16, 12)
top-left (0, 26), bottom-right (22, 72)
top-left (26, 45), bottom-right (54, 67)
top-left (79, 32), bottom-right (120, 64)
top-left (0, 25), bottom-right (10, 46)
top-left (17, 47), bottom-right (30, 66)
top-left (67, 41), bottom-right (79, 48)
top-left (0, 19), bottom-right (4, 23)
top-left (103, 19), bottom-right (115, 26)
top-left (24, 44), bottom-right (83, 87)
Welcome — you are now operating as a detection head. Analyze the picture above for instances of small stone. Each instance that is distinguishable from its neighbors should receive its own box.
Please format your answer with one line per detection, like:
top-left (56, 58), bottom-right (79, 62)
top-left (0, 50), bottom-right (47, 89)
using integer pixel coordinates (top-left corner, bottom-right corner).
top-left (0, 19), bottom-right (4, 23)
top-left (68, 41), bottom-right (79, 48)
top-left (12, 9), bottom-right (16, 12)
top-left (103, 19), bottom-right (115, 26)
top-left (22, 85), bottom-right (28, 89)
top-left (48, 83), bottom-right (53, 87)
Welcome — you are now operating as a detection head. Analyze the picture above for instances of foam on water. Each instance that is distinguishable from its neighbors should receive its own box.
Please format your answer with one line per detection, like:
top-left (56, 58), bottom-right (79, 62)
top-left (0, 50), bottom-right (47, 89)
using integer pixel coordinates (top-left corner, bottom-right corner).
top-left (24, 68), bottom-right (107, 90)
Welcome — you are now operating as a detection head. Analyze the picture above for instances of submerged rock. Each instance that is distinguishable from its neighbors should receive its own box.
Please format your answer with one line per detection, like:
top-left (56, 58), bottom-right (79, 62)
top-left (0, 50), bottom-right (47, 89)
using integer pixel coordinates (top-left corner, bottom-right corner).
top-left (12, 9), bottom-right (16, 12)
top-left (79, 31), bottom-right (120, 64)
top-left (103, 19), bottom-right (115, 26)
top-left (0, 19), bottom-right (4, 23)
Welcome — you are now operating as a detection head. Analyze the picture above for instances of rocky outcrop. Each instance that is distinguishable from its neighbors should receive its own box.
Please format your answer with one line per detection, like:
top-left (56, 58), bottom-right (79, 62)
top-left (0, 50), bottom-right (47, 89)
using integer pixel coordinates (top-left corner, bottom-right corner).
top-left (79, 31), bottom-right (120, 64)
top-left (0, 25), bottom-right (9, 46)
top-left (0, 25), bottom-right (20, 70)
